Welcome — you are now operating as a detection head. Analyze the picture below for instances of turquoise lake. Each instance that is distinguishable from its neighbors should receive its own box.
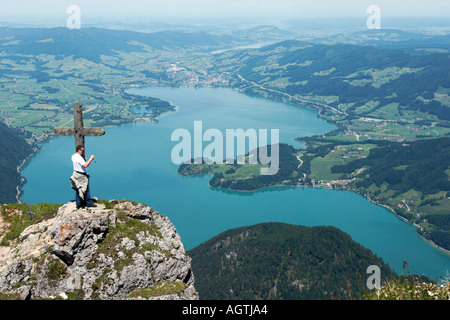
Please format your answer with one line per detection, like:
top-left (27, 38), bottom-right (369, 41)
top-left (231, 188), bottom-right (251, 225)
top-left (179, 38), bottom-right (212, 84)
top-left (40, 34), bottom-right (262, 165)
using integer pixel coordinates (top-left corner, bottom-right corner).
top-left (20, 87), bottom-right (450, 280)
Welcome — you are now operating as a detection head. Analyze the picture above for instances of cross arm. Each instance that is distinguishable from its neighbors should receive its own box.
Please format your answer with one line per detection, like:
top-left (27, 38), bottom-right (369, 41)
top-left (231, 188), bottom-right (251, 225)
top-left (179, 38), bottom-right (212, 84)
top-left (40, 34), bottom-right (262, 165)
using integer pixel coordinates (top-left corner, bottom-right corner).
top-left (81, 127), bottom-right (106, 137)
top-left (53, 127), bottom-right (106, 137)
top-left (53, 127), bottom-right (75, 136)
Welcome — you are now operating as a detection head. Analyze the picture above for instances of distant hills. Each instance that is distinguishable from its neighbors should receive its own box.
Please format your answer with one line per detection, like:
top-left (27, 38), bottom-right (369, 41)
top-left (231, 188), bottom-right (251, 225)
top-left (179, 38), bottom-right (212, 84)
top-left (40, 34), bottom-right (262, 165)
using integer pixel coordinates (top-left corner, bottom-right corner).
top-left (0, 25), bottom-right (297, 63)
top-left (0, 27), bottom-right (237, 62)
top-left (316, 29), bottom-right (450, 51)
top-left (188, 222), bottom-right (397, 300)
top-left (216, 38), bottom-right (450, 122)
top-left (2, 27), bottom-right (449, 123)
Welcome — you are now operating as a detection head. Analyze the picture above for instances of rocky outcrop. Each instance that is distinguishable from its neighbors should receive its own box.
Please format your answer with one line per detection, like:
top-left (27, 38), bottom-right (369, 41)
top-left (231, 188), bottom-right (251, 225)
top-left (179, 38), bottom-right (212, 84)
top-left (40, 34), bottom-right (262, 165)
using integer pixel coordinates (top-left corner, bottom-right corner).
top-left (0, 200), bottom-right (198, 300)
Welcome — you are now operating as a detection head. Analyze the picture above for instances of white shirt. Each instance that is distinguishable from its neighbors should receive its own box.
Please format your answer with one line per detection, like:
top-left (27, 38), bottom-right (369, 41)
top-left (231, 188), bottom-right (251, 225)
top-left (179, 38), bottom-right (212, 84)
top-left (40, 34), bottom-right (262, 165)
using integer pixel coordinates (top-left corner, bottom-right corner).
top-left (72, 153), bottom-right (87, 173)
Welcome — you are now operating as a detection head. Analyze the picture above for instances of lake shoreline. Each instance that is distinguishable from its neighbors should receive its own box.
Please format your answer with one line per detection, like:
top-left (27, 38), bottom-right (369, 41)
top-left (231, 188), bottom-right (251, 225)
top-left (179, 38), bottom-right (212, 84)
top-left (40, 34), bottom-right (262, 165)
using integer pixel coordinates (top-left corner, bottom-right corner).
top-left (18, 83), bottom-right (450, 258)
top-left (17, 85), bottom-right (450, 279)
top-left (15, 146), bottom-right (41, 204)
top-left (203, 176), bottom-right (450, 257)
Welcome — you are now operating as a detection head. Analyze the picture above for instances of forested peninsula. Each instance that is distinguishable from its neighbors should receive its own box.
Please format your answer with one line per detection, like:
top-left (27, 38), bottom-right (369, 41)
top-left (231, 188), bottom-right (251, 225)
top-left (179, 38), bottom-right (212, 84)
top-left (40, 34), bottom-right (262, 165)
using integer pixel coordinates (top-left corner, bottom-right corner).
top-left (178, 137), bottom-right (450, 251)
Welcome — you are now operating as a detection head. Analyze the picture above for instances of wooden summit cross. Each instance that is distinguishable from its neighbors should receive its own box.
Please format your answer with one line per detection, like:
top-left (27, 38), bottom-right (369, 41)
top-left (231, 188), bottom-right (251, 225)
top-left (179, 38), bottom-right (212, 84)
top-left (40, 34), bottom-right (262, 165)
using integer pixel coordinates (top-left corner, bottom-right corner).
top-left (54, 103), bottom-right (105, 153)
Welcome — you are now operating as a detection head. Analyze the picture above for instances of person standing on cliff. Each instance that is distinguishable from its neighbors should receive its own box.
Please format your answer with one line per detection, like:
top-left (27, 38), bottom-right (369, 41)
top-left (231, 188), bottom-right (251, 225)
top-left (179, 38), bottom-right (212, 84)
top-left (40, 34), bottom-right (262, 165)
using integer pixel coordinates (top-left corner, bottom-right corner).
top-left (70, 145), bottom-right (97, 209)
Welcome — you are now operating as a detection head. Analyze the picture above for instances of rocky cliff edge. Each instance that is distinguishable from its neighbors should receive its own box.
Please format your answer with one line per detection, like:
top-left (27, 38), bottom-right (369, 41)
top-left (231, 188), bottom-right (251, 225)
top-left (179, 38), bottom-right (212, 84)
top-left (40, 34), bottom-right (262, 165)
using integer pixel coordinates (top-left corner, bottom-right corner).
top-left (0, 200), bottom-right (198, 300)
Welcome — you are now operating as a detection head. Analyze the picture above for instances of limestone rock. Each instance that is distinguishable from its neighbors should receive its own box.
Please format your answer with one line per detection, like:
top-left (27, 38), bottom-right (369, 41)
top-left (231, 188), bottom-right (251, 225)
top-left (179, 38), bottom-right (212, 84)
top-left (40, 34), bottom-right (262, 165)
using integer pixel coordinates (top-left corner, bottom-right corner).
top-left (0, 200), bottom-right (198, 300)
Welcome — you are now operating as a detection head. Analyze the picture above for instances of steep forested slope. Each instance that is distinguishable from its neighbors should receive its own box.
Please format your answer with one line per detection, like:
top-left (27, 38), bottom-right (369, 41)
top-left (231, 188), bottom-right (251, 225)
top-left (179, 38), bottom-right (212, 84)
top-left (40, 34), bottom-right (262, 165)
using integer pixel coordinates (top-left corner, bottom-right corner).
top-left (188, 222), bottom-right (396, 300)
top-left (0, 122), bottom-right (33, 203)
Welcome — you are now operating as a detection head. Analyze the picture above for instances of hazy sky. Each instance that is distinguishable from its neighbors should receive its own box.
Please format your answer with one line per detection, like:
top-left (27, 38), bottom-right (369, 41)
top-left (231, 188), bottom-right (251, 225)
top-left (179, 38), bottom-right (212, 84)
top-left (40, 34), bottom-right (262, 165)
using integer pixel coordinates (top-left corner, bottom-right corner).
top-left (1, 0), bottom-right (449, 19)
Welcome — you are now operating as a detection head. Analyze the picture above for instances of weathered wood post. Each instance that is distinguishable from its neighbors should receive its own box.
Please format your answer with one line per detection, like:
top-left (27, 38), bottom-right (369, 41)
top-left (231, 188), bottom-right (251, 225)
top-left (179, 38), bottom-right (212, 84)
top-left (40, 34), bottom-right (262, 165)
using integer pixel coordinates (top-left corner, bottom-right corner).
top-left (54, 103), bottom-right (105, 154)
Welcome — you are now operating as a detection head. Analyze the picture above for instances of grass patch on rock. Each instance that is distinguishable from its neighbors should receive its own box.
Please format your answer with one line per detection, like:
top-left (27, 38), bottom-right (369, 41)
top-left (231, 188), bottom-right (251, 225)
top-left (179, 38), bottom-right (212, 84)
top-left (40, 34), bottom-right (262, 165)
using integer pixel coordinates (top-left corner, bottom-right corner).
top-left (127, 281), bottom-right (189, 299)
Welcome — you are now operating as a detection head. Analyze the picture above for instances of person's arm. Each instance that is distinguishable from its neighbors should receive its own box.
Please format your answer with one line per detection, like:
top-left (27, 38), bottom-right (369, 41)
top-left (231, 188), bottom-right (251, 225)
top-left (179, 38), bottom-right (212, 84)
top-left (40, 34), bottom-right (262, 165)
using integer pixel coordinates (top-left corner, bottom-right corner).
top-left (82, 155), bottom-right (95, 168)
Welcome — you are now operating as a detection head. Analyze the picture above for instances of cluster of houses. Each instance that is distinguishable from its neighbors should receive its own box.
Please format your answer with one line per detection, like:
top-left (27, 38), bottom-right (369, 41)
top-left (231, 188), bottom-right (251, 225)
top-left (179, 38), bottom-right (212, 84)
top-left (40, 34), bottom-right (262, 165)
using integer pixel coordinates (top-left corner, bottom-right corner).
top-left (331, 145), bottom-right (367, 159)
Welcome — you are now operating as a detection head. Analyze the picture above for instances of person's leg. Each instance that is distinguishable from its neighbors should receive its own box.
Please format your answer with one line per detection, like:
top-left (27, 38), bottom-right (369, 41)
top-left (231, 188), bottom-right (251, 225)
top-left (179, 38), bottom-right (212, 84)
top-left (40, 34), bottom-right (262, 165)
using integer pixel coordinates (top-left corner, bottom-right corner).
top-left (75, 190), bottom-right (82, 208)
top-left (85, 182), bottom-right (95, 207)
